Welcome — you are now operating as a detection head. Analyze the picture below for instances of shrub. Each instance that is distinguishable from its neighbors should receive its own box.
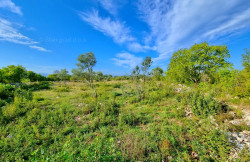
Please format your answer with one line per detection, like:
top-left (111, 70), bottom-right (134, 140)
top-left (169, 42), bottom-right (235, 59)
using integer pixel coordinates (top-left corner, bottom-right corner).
top-left (0, 84), bottom-right (15, 99)
top-left (190, 92), bottom-right (227, 117)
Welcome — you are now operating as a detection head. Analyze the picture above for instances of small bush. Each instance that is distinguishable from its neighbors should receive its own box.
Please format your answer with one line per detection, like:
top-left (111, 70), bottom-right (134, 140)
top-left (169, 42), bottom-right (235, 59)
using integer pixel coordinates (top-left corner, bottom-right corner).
top-left (54, 85), bottom-right (70, 92)
top-left (113, 83), bottom-right (121, 88)
top-left (0, 84), bottom-right (15, 99)
top-left (190, 92), bottom-right (227, 117)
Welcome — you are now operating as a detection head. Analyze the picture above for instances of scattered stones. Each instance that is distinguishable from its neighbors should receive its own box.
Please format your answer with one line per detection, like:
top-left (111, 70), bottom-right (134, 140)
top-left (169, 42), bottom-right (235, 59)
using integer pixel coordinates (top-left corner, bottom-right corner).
top-left (228, 131), bottom-right (250, 160)
top-left (74, 116), bottom-right (81, 122)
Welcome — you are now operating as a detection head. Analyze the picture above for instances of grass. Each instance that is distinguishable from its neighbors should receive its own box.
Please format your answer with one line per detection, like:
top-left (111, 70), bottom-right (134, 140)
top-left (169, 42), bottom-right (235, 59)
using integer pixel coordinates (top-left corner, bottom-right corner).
top-left (0, 80), bottom-right (249, 161)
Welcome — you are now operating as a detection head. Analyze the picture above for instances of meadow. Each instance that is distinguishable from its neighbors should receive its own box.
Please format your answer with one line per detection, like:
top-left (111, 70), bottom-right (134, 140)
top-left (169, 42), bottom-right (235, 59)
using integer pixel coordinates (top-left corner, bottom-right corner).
top-left (0, 79), bottom-right (249, 161)
top-left (0, 43), bottom-right (249, 161)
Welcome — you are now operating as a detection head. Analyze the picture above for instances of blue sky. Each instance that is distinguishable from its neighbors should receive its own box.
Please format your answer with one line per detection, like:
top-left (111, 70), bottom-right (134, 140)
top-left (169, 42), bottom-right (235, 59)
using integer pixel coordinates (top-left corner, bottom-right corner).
top-left (0, 0), bottom-right (250, 75)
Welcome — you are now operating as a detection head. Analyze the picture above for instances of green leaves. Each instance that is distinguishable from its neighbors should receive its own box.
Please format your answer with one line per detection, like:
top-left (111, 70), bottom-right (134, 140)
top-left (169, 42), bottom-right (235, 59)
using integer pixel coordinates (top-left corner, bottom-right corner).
top-left (167, 42), bottom-right (231, 84)
top-left (76, 52), bottom-right (96, 71)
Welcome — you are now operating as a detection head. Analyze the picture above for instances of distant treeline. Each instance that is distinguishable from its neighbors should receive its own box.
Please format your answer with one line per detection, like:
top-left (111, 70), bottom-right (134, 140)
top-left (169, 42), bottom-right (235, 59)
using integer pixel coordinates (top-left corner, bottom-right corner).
top-left (0, 65), bottom-right (163, 83)
top-left (0, 42), bottom-right (249, 99)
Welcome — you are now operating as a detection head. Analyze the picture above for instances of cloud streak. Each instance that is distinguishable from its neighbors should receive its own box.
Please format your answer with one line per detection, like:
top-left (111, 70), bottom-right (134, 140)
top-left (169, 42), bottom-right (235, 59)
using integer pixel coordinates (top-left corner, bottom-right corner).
top-left (0, 17), bottom-right (50, 52)
top-left (79, 10), bottom-right (134, 44)
top-left (137, 0), bottom-right (250, 62)
top-left (0, 0), bottom-right (22, 15)
top-left (79, 9), bottom-right (155, 52)
top-left (112, 52), bottom-right (143, 69)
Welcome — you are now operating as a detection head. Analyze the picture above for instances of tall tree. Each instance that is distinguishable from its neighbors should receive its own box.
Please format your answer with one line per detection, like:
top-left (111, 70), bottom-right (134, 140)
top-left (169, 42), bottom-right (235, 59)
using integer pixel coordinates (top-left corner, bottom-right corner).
top-left (73, 52), bottom-right (97, 98)
top-left (242, 48), bottom-right (250, 71)
top-left (167, 42), bottom-right (231, 84)
top-left (141, 57), bottom-right (153, 98)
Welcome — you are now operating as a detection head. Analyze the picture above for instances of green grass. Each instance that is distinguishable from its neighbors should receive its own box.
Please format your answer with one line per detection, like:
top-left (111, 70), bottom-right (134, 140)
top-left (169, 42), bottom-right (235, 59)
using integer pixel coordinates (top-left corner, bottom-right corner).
top-left (0, 81), bottom-right (249, 161)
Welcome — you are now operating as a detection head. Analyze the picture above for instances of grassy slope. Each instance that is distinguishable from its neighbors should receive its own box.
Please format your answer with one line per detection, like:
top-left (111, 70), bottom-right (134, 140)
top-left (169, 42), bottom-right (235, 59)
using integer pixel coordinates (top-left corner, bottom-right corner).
top-left (0, 81), bottom-right (249, 161)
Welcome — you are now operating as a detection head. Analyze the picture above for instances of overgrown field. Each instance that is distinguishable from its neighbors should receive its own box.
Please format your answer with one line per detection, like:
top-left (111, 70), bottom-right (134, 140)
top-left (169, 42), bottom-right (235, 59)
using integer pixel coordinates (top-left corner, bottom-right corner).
top-left (0, 80), bottom-right (249, 161)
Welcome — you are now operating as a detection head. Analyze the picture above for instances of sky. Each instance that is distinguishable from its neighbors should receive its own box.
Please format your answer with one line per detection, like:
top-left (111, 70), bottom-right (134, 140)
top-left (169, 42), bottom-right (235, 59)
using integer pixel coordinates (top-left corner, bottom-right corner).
top-left (0, 0), bottom-right (250, 75)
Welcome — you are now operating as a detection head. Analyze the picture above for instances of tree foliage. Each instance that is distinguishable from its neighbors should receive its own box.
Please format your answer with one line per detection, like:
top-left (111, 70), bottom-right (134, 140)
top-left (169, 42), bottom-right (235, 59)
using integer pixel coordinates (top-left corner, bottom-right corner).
top-left (73, 52), bottom-right (97, 98)
top-left (167, 42), bottom-right (231, 84)
top-left (242, 48), bottom-right (250, 71)
top-left (1, 65), bottom-right (26, 83)
top-left (151, 67), bottom-right (164, 80)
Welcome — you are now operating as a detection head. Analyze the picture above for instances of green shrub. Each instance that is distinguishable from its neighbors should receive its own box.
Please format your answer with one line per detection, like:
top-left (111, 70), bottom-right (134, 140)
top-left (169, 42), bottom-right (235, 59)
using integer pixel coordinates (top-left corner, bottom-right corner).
top-left (0, 84), bottom-right (15, 99)
top-left (190, 92), bottom-right (227, 117)
top-left (113, 83), bottom-right (121, 88)
top-left (54, 85), bottom-right (70, 92)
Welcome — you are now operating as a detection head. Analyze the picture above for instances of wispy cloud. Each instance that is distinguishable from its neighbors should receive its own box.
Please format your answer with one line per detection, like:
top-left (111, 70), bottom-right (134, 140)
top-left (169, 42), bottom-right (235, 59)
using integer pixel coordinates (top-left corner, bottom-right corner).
top-left (79, 10), bottom-right (134, 44)
top-left (137, 0), bottom-right (250, 62)
top-left (79, 9), bottom-right (155, 52)
top-left (0, 17), bottom-right (50, 52)
top-left (29, 45), bottom-right (51, 52)
top-left (112, 52), bottom-right (143, 69)
top-left (97, 0), bottom-right (118, 16)
top-left (0, 0), bottom-right (22, 15)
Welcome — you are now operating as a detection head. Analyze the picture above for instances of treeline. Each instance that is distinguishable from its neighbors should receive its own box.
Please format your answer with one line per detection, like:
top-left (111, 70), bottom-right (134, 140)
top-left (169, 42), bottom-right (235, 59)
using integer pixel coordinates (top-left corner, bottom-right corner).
top-left (0, 65), bottom-right (47, 83)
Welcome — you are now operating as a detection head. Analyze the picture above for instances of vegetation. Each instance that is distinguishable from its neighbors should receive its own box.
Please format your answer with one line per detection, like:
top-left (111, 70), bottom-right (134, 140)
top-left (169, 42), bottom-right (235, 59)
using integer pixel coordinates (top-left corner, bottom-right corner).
top-left (0, 42), bottom-right (249, 161)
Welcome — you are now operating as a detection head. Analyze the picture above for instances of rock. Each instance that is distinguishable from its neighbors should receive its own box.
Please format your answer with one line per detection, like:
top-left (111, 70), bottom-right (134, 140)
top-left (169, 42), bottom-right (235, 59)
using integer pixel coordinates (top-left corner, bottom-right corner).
top-left (229, 111), bottom-right (236, 118)
top-left (78, 103), bottom-right (83, 107)
top-left (6, 134), bottom-right (12, 139)
top-left (228, 131), bottom-right (250, 160)
top-left (74, 116), bottom-right (81, 122)
top-left (175, 88), bottom-right (182, 93)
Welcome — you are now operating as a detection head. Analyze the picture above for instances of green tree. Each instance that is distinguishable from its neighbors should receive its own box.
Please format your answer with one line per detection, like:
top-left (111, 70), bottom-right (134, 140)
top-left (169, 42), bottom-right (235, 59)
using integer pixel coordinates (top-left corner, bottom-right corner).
top-left (242, 48), bottom-right (250, 71)
top-left (131, 65), bottom-right (142, 99)
top-left (27, 71), bottom-right (37, 82)
top-left (0, 69), bottom-right (4, 83)
top-left (131, 56), bottom-right (153, 100)
top-left (167, 42), bottom-right (231, 84)
top-left (141, 57), bottom-right (153, 98)
top-left (57, 69), bottom-right (69, 81)
top-left (95, 71), bottom-right (104, 81)
top-left (1, 65), bottom-right (27, 83)
top-left (73, 52), bottom-right (97, 98)
top-left (151, 67), bottom-right (164, 80)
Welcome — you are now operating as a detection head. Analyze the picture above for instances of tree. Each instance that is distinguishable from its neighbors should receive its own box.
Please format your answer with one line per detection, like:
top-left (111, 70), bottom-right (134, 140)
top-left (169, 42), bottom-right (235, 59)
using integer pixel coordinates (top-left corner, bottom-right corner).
top-left (95, 71), bottom-right (104, 81)
top-left (0, 69), bottom-right (4, 83)
top-left (73, 52), bottom-right (97, 98)
top-left (47, 74), bottom-right (59, 81)
top-left (167, 42), bottom-right (231, 84)
top-left (131, 56), bottom-right (153, 100)
top-left (141, 57), bottom-right (153, 98)
top-left (1, 65), bottom-right (27, 83)
top-left (242, 48), bottom-right (250, 71)
top-left (27, 71), bottom-right (37, 82)
top-left (131, 65), bottom-right (142, 99)
top-left (151, 67), bottom-right (164, 80)
top-left (57, 69), bottom-right (69, 81)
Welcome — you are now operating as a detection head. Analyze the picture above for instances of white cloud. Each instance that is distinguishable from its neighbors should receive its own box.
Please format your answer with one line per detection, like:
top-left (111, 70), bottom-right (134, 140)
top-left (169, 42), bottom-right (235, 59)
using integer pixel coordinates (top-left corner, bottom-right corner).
top-left (0, 0), bottom-right (22, 15)
top-left (79, 10), bottom-right (134, 44)
top-left (137, 0), bottom-right (250, 62)
top-left (29, 45), bottom-right (51, 52)
top-left (127, 42), bottom-right (156, 53)
top-left (79, 9), bottom-right (155, 53)
top-left (97, 0), bottom-right (118, 16)
top-left (112, 52), bottom-right (143, 68)
top-left (0, 17), bottom-right (50, 52)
